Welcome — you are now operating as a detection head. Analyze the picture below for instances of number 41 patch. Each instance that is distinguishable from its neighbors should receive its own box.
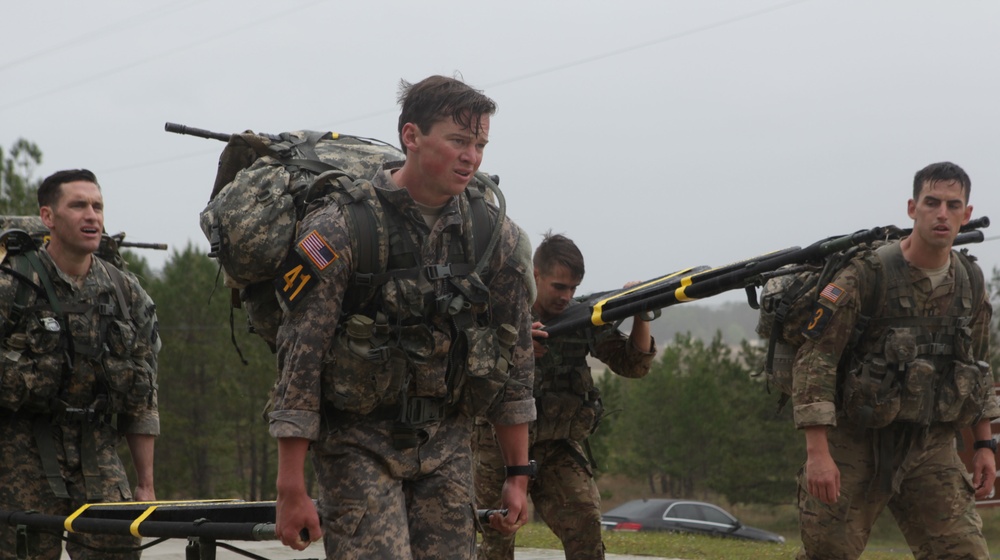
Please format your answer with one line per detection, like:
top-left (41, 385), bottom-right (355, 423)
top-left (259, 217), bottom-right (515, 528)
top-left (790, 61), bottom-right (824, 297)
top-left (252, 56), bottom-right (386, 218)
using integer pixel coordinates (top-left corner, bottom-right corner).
top-left (275, 250), bottom-right (316, 309)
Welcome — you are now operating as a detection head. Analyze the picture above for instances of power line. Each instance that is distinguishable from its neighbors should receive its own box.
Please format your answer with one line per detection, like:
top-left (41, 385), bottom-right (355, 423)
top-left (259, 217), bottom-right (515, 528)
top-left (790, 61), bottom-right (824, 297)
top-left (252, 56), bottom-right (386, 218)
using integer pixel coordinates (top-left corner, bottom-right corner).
top-left (0, 0), bottom-right (204, 72)
top-left (90, 0), bottom-right (817, 175)
top-left (0, 0), bottom-right (326, 112)
top-left (481, 0), bottom-right (815, 90)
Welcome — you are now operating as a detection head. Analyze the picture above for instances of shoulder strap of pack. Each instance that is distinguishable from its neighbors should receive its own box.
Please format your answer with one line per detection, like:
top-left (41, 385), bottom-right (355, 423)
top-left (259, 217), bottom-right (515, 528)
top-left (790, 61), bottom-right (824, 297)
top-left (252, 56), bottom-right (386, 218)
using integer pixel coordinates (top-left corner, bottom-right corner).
top-left (0, 255), bottom-right (42, 339)
top-left (334, 179), bottom-right (393, 308)
top-left (847, 245), bottom-right (889, 351)
top-left (955, 249), bottom-right (983, 318)
top-left (466, 183), bottom-right (493, 266)
top-left (469, 172), bottom-right (504, 276)
top-left (96, 258), bottom-right (132, 323)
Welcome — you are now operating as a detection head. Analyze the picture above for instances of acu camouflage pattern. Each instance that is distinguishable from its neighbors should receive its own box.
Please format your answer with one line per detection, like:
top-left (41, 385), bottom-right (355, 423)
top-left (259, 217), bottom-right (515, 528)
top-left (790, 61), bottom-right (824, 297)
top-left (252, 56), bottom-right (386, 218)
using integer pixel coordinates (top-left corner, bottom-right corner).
top-left (0, 249), bottom-right (159, 560)
top-left (269, 164), bottom-right (535, 558)
top-left (475, 306), bottom-right (654, 560)
top-left (756, 265), bottom-right (827, 397)
top-left (791, 242), bottom-right (996, 560)
top-left (312, 414), bottom-right (477, 560)
top-left (0, 248), bottom-right (159, 419)
top-left (200, 130), bottom-right (404, 289)
top-left (0, 417), bottom-right (141, 560)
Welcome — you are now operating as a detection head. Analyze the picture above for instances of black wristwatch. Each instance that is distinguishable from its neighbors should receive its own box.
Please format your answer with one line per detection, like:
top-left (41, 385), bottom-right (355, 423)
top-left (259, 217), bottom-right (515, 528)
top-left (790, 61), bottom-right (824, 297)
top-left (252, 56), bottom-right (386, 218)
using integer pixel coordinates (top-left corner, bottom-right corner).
top-left (973, 439), bottom-right (998, 453)
top-left (504, 460), bottom-right (537, 479)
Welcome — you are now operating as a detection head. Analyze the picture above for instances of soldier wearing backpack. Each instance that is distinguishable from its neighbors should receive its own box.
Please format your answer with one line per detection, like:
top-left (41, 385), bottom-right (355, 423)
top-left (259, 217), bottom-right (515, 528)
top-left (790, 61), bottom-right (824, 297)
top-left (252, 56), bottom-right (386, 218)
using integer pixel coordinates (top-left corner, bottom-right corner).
top-left (0, 169), bottom-right (160, 560)
top-left (792, 162), bottom-right (998, 560)
top-left (269, 75), bottom-right (536, 559)
top-left (473, 232), bottom-right (655, 560)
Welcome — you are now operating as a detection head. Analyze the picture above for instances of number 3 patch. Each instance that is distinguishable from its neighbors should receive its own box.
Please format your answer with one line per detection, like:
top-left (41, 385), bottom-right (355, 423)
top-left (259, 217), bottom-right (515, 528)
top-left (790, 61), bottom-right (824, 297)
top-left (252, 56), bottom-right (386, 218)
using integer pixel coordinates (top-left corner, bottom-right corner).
top-left (801, 300), bottom-right (834, 340)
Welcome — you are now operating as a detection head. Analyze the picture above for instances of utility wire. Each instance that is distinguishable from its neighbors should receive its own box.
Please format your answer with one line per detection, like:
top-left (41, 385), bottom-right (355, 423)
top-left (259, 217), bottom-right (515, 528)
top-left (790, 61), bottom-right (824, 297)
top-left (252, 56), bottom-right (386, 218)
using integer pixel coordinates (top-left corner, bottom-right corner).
top-left (0, 0), bottom-right (204, 72)
top-left (482, 0), bottom-right (815, 89)
top-left (0, 0), bottom-right (325, 112)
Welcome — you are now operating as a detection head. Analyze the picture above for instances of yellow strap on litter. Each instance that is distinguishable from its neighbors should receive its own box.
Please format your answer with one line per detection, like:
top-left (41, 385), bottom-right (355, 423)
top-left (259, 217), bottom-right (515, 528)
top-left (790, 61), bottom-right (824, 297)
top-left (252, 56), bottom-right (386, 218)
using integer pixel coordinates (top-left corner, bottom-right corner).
top-left (64, 504), bottom-right (92, 533)
top-left (589, 267), bottom-right (695, 326)
top-left (673, 274), bottom-right (699, 302)
top-left (130, 506), bottom-right (159, 538)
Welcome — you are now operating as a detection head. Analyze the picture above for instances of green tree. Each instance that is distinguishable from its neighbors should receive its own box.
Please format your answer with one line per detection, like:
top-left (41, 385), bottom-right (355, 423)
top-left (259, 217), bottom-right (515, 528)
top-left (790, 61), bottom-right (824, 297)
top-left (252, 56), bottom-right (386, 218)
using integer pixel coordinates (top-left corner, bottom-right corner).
top-left (146, 244), bottom-right (278, 500)
top-left (597, 332), bottom-right (803, 506)
top-left (0, 138), bottom-right (43, 215)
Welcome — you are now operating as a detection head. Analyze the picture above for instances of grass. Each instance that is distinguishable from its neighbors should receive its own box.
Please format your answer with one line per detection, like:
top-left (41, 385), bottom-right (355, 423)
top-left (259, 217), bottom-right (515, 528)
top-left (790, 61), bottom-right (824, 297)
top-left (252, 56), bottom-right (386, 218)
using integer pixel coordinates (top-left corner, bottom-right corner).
top-left (511, 507), bottom-right (1000, 559)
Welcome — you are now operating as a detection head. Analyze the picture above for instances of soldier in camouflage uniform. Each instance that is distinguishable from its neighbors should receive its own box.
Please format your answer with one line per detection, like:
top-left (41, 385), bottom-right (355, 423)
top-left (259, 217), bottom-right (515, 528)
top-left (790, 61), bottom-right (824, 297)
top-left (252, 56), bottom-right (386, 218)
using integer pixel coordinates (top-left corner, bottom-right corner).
top-left (792, 162), bottom-right (998, 560)
top-left (0, 169), bottom-right (160, 560)
top-left (474, 233), bottom-right (656, 560)
top-left (269, 76), bottom-right (536, 560)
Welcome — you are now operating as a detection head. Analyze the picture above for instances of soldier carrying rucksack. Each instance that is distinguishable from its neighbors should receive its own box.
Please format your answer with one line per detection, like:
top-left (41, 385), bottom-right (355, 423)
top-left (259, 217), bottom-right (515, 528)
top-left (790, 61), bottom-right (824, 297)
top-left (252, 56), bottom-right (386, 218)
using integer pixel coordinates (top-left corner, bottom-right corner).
top-left (173, 75), bottom-right (538, 558)
top-left (789, 162), bottom-right (998, 560)
top-left (0, 169), bottom-right (161, 560)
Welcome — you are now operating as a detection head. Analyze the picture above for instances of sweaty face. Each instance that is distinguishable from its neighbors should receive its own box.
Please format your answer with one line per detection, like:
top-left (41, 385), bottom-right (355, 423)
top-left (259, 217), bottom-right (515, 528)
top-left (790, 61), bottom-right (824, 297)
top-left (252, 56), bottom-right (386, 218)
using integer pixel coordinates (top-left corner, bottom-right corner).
top-left (41, 181), bottom-right (104, 257)
top-left (907, 179), bottom-right (972, 252)
top-left (404, 113), bottom-right (489, 204)
top-left (533, 264), bottom-right (582, 322)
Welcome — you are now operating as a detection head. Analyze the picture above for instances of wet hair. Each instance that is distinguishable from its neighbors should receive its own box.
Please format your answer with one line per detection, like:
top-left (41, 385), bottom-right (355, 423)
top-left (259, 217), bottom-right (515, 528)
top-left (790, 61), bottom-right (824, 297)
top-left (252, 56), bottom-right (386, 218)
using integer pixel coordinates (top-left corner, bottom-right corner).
top-left (396, 75), bottom-right (497, 154)
top-left (37, 169), bottom-right (100, 209)
top-left (913, 162), bottom-right (970, 202)
top-left (533, 231), bottom-right (585, 279)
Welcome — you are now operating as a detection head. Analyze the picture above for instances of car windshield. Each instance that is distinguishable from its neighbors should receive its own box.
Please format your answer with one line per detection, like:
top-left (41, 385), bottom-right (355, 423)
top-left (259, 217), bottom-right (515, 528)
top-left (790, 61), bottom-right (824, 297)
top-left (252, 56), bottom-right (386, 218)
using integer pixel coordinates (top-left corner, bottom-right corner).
top-left (607, 500), bottom-right (666, 517)
top-left (665, 503), bottom-right (738, 526)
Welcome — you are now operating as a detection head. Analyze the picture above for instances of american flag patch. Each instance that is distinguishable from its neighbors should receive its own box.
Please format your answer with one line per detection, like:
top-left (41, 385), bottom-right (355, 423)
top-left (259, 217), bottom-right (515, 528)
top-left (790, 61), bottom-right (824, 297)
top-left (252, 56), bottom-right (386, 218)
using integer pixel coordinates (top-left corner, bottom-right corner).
top-left (299, 230), bottom-right (338, 270)
top-left (819, 283), bottom-right (844, 303)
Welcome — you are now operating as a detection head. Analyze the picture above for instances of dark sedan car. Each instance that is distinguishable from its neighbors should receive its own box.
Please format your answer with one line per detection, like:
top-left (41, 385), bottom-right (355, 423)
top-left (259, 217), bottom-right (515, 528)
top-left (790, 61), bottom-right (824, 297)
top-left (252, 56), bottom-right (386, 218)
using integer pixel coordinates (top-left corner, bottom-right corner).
top-left (600, 499), bottom-right (785, 543)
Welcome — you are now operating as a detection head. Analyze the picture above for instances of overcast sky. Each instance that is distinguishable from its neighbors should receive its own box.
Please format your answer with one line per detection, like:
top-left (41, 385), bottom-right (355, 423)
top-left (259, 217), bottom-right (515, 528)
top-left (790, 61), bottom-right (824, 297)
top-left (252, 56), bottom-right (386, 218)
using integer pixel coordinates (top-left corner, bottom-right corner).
top-left (3, 0), bottom-right (998, 307)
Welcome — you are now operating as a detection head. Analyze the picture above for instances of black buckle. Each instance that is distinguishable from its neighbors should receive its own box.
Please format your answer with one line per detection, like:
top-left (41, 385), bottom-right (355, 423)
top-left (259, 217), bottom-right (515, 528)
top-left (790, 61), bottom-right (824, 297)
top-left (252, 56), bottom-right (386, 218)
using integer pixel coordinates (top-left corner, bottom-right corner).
top-left (402, 397), bottom-right (445, 424)
top-left (425, 264), bottom-right (453, 281)
top-left (353, 272), bottom-right (374, 287)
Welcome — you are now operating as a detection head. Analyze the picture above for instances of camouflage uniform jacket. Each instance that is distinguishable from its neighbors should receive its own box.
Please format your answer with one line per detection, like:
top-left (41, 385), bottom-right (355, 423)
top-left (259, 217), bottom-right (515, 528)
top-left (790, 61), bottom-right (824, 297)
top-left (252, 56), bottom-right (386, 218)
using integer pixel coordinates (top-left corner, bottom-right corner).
top-left (532, 299), bottom-right (655, 443)
top-left (792, 241), bottom-right (998, 429)
top-left (269, 163), bottom-right (536, 441)
top-left (0, 247), bottom-right (160, 435)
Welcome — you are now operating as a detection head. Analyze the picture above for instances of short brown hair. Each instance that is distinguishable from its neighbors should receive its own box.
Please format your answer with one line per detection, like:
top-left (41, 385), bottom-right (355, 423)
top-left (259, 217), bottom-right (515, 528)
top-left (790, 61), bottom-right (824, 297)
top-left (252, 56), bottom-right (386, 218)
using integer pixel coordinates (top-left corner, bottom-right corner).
top-left (533, 231), bottom-right (585, 279)
top-left (38, 169), bottom-right (100, 209)
top-left (913, 162), bottom-right (970, 202)
top-left (396, 75), bottom-right (497, 154)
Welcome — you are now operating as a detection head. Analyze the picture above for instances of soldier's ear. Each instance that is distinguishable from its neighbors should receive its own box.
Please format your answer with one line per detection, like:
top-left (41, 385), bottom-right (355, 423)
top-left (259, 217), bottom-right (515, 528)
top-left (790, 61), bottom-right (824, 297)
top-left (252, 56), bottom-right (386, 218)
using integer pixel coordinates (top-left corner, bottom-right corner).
top-left (40, 206), bottom-right (55, 228)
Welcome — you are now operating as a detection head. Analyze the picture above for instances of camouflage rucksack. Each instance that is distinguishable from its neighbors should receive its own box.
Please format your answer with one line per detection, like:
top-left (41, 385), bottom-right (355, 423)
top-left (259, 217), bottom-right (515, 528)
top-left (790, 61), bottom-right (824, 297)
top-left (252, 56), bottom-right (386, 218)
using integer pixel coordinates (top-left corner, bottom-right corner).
top-left (201, 130), bottom-right (404, 288)
top-left (754, 238), bottom-right (883, 408)
top-left (755, 232), bottom-right (983, 411)
top-left (200, 129), bottom-right (502, 353)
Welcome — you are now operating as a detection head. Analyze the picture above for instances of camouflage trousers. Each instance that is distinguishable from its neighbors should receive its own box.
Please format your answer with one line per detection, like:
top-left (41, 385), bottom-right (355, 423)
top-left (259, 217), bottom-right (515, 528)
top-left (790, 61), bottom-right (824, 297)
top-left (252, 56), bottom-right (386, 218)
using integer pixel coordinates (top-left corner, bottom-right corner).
top-left (312, 410), bottom-right (477, 560)
top-left (472, 422), bottom-right (604, 560)
top-left (0, 414), bottom-right (140, 560)
top-left (796, 422), bottom-right (989, 560)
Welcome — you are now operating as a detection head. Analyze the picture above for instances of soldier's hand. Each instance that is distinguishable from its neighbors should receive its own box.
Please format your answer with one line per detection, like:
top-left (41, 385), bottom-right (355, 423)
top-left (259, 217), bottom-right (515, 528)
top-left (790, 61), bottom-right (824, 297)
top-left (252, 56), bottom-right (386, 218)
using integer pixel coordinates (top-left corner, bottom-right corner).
top-left (805, 451), bottom-right (840, 505)
top-left (490, 477), bottom-right (529, 535)
top-left (531, 321), bottom-right (548, 359)
top-left (972, 447), bottom-right (997, 500)
top-left (276, 489), bottom-right (320, 551)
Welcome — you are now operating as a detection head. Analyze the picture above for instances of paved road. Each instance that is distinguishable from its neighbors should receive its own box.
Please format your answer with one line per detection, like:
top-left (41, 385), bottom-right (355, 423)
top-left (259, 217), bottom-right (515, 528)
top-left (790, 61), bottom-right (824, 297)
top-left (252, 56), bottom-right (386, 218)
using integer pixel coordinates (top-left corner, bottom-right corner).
top-left (60, 539), bottom-right (678, 559)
